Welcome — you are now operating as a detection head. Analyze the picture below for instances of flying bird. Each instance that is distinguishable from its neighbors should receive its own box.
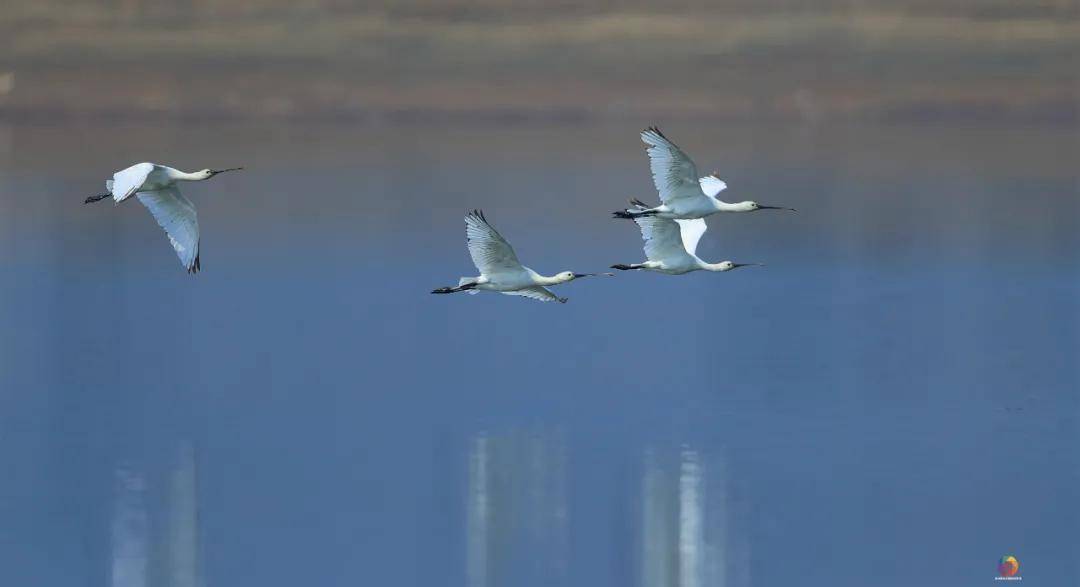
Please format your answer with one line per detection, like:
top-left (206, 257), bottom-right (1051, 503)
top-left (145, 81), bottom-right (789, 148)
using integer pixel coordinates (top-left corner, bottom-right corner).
top-left (84, 162), bottom-right (242, 273)
top-left (614, 127), bottom-right (795, 219)
top-left (611, 210), bottom-right (762, 275)
top-left (432, 210), bottom-right (611, 303)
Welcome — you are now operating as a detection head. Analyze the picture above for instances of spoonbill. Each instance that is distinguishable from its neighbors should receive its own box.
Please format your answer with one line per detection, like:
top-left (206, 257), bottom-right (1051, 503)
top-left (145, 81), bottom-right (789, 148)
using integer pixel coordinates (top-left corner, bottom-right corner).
top-left (84, 162), bottom-right (242, 273)
top-left (614, 127), bottom-right (795, 219)
top-left (432, 210), bottom-right (611, 303)
top-left (611, 210), bottom-right (762, 275)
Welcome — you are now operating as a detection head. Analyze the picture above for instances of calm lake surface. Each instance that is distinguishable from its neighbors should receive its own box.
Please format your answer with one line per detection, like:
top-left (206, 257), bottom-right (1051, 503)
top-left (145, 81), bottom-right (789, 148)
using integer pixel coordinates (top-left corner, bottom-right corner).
top-left (0, 121), bottom-right (1077, 586)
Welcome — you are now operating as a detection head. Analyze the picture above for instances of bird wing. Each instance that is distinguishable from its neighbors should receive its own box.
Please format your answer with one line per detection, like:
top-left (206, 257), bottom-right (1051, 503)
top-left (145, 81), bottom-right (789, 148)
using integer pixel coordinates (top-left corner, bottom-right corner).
top-left (640, 127), bottom-right (703, 203)
top-left (110, 162), bottom-right (155, 203)
top-left (698, 174), bottom-right (728, 197)
top-left (465, 210), bottom-right (523, 275)
top-left (136, 186), bottom-right (201, 273)
top-left (503, 287), bottom-right (566, 303)
top-left (676, 218), bottom-right (708, 256)
top-left (634, 216), bottom-right (693, 263)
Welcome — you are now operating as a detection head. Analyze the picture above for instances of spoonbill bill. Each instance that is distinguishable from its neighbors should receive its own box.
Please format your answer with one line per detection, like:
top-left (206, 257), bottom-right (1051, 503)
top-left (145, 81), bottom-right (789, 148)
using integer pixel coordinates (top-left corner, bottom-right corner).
top-left (84, 162), bottom-right (242, 273)
top-left (611, 211), bottom-right (762, 275)
top-left (614, 127), bottom-right (794, 219)
top-left (432, 210), bottom-right (611, 303)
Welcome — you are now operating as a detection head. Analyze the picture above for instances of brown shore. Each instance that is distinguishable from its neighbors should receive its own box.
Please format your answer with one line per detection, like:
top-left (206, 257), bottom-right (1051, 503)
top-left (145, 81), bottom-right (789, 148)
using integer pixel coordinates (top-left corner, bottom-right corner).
top-left (1, 3), bottom-right (1076, 123)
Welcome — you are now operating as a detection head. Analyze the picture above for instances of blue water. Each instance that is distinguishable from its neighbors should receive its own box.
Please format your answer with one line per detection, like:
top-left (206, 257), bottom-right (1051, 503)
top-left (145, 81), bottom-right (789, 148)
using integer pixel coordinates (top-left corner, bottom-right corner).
top-left (0, 121), bottom-right (1077, 586)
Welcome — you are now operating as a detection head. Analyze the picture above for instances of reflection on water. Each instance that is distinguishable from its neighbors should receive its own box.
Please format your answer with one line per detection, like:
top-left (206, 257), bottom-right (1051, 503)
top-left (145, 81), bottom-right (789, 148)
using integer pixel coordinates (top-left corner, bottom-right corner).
top-left (466, 436), bottom-right (489, 587)
top-left (108, 445), bottom-right (202, 587)
top-left (110, 469), bottom-right (148, 587)
top-left (677, 449), bottom-right (704, 587)
top-left (164, 444), bottom-right (202, 587)
top-left (641, 448), bottom-right (745, 587)
top-left (2, 121), bottom-right (1077, 586)
top-left (464, 436), bottom-right (746, 587)
top-left (466, 432), bottom-right (567, 587)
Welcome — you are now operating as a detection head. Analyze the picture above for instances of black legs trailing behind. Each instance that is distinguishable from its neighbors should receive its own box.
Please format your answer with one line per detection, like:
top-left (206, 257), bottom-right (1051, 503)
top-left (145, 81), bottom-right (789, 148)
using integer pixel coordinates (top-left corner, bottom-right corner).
top-left (431, 282), bottom-right (477, 295)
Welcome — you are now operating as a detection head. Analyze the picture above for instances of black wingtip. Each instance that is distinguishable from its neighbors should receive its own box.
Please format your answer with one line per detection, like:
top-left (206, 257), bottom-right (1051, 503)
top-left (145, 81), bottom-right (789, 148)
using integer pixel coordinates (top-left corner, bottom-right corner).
top-left (467, 209), bottom-right (489, 224)
top-left (613, 210), bottom-right (635, 219)
top-left (186, 253), bottom-right (201, 275)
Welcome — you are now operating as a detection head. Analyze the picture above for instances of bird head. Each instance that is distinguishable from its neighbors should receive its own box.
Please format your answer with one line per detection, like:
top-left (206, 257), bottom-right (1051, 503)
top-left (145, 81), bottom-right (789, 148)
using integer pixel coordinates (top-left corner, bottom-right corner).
top-left (204, 167), bottom-right (244, 179)
top-left (559, 271), bottom-right (614, 282)
top-left (742, 200), bottom-right (796, 212)
top-left (717, 261), bottom-right (764, 272)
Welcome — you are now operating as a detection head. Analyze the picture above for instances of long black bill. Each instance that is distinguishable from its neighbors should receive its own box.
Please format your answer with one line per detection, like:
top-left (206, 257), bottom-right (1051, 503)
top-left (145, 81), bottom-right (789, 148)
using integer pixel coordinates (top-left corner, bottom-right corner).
top-left (574, 273), bottom-right (615, 278)
top-left (758, 204), bottom-right (796, 211)
top-left (209, 167), bottom-right (244, 176)
top-left (732, 263), bottom-right (765, 269)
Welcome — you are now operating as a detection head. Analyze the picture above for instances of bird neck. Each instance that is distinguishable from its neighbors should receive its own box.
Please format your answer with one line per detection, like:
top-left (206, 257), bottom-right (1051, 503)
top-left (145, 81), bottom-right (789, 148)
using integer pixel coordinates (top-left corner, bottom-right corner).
top-left (701, 261), bottom-right (728, 272)
top-left (170, 169), bottom-right (207, 181)
top-left (715, 200), bottom-right (752, 212)
top-left (536, 274), bottom-right (567, 286)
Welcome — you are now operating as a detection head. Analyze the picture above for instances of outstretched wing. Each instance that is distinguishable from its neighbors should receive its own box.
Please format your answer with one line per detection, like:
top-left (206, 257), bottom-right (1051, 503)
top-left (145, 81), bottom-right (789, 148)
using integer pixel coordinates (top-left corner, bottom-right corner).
top-left (634, 216), bottom-right (693, 263)
top-left (465, 210), bottom-right (523, 275)
top-left (137, 186), bottom-right (201, 273)
top-left (502, 287), bottom-right (566, 304)
top-left (675, 218), bottom-right (708, 256)
top-left (640, 127), bottom-right (703, 203)
top-left (698, 174), bottom-right (728, 198)
top-left (110, 162), bottom-right (155, 203)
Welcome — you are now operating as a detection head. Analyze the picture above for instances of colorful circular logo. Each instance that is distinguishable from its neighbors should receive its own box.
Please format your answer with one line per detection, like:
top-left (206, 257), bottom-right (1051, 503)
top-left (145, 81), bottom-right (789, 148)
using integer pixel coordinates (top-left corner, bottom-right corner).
top-left (998, 555), bottom-right (1020, 577)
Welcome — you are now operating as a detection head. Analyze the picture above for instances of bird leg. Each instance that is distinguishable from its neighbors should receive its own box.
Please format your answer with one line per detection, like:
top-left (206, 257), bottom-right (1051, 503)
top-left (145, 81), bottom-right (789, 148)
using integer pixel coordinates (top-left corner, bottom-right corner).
top-left (84, 193), bottom-right (111, 204)
top-left (610, 263), bottom-right (644, 271)
top-left (431, 283), bottom-right (477, 294)
top-left (613, 208), bottom-right (657, 219)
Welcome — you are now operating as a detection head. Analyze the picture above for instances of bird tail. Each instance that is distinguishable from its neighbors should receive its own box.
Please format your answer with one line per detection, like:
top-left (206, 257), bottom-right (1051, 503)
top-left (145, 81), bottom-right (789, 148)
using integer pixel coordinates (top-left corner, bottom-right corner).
top-left (458, 277), bottom-right (481, 295)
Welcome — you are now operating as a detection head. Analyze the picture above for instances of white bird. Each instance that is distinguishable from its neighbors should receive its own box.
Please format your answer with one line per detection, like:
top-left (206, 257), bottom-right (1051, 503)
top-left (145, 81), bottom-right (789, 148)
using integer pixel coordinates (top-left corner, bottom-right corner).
top-left (84, 162), bottom-right (242, 273)
top-left (432, 210), bottom-right (611, 303)
top-left (614, 127), bottom-right (795, 220)
top-left (611, 211), bottom-right (762, 275)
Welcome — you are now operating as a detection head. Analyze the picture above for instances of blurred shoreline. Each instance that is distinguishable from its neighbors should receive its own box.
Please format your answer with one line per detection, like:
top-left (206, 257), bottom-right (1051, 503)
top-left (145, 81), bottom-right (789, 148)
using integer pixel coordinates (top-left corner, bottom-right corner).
top-left (1, 4), bottom-right (1076, 124)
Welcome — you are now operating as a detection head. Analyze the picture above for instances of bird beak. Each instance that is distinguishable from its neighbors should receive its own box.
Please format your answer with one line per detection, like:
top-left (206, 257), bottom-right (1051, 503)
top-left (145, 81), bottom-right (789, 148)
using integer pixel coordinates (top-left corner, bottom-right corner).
top-left (573, 273), bottom-right (615, 278)
top-left (758, 205), bottom-right (796, 212)
top-left (732, 263), bottom-right (764, 269)
top-left (209, 167), bottom-right (244, 176)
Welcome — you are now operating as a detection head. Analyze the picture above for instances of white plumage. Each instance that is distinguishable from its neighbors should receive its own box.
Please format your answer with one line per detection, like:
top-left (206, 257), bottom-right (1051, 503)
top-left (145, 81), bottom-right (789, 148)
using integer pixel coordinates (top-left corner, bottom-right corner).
top-left (642, 126), bottom-right (716, 204)
top-left (85, 162), bottom-right (242, 273)
top-left (433, 210), bottom-right (611, 304)
top-left (615, 127), bottom-right (795, 220)
top-left (137, 188), bottom-right (201, 273)
top-left (612, 210), bottom-right (761, 275)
